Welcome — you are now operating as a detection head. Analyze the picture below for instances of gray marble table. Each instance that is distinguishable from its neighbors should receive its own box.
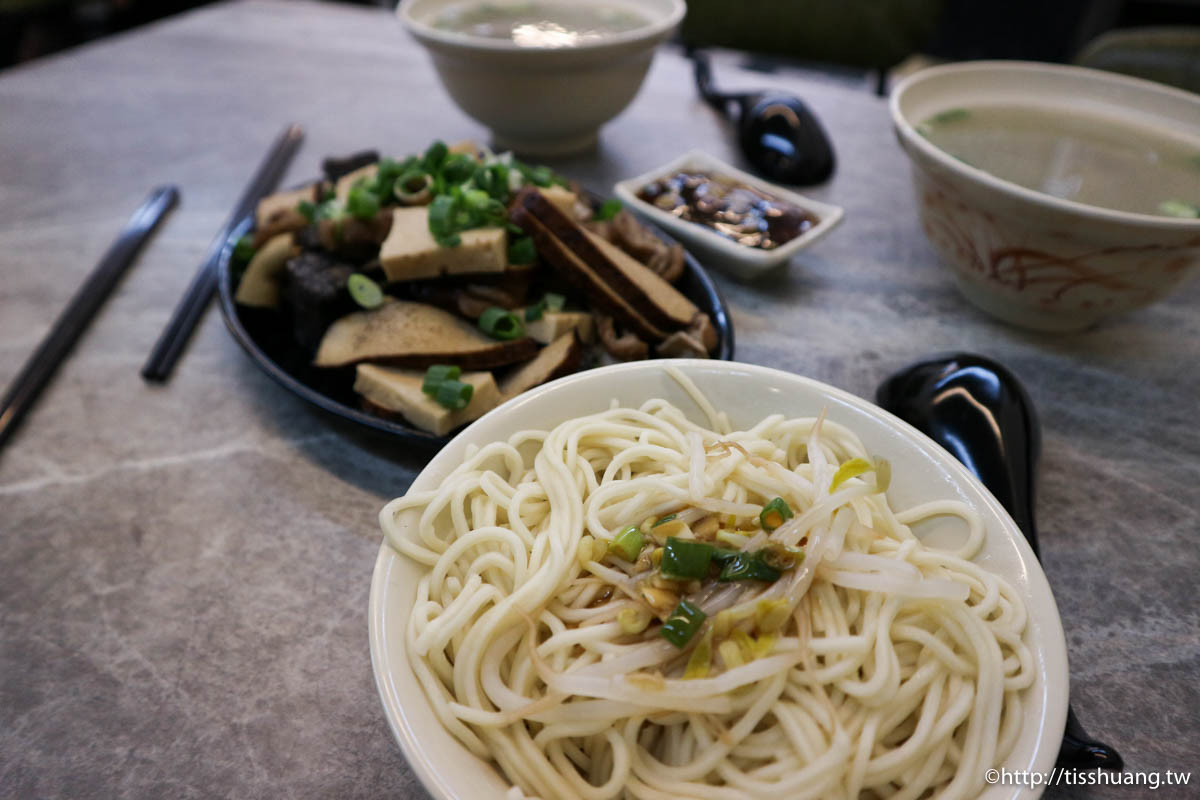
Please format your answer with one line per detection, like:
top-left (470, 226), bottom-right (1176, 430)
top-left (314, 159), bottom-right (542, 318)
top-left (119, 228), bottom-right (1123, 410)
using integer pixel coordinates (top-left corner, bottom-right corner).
top-left (1, 1), bottom-right (1197, 797)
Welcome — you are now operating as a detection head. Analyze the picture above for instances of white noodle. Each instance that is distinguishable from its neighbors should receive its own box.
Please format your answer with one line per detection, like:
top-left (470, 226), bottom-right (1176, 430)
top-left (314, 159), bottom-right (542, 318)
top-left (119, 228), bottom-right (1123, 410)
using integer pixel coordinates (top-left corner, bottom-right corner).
top-left (381, 372), bottom-right (1034, 800)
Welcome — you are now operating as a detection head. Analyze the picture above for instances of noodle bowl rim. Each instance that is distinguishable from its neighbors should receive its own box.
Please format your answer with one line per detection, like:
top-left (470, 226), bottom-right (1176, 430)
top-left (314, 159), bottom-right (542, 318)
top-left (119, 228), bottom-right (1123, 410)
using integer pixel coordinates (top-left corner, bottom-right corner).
top-left (368, 359), bottom-right (1068, 800)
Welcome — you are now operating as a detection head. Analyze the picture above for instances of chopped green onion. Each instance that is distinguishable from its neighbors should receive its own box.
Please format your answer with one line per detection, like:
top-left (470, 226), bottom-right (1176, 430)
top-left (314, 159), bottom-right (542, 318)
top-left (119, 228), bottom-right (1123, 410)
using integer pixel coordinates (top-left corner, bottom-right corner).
top-left (544, 292), bottom-right (565, 312)
top-left (518, 162), bottom-right (556, 187)
top-left (433, 379), bottom-right (473, 411)
top-left (421, 364), bottom-right (461, 396)
top-left (478, 307), bottom-right (524, 340)
top-left (346, 185), bottom-right (381, 220)
top-left (594, 198), bottom-right (622, 221)
top-left (831, 458), bottom-right (873, 490)
top-left (422, 140), bottom-right (448, 172)
top-left (297, 199), bottom-right (316, 222)
top-left (524, 300), bottom-right (545, 322)
top-left (232, 235), bottom-right (256, 264)
top-left (660, 537), bottom-right (714, 580)
top-left (442, 153), bottom-right (477, 185)
top-left (718, 551), bottom-right (782, 583)
top-left (608, 525), bottom-right (644, 562)
top-left (508, 236), bottom-right (536, 265)
top-left (394, 171), bottom-right (432, 202)
top-left (759, 497), bottom-right (793, 531)
top-left (660, 599), bottom-right (706, 648)
top-left (347, 273), bottom-right (384, 309)
top-left (710, 547), bottom-right (741, 566)
top-left (428, 194), bottom-right (462, 248)
top-left (373, 157), bottom-right (404, 198)
top-left (1159, 200), bottom-right (1200, 219)
top-left (652, 513), bottom-right (677, 527)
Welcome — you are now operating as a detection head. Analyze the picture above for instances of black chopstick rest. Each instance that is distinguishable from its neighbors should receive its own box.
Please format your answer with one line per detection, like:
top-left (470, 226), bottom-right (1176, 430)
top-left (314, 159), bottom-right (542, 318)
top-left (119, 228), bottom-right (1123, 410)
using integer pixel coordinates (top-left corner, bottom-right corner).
top-left (0, 185), bottom-right (179, 453)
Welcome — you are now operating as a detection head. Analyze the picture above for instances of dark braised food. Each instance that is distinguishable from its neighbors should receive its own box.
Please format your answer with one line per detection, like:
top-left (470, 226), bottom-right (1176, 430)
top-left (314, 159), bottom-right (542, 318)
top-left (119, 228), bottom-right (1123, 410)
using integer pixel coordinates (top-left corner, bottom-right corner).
top-left (637, 171), bottom-right (818, 250)
top-left (232, 141), bottom-right (716, 436)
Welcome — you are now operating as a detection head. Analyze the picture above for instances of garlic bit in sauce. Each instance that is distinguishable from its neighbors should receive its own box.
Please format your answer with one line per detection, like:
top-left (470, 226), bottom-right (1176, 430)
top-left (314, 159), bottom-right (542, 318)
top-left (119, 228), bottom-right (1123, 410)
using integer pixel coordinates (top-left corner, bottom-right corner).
top-left (637, 171), bottom-right (818, 250)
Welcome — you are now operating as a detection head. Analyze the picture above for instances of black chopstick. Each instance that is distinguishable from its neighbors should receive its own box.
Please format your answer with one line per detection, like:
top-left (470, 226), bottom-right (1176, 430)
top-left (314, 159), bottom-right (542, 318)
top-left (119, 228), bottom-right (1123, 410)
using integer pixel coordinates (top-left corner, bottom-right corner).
top-left (140, 122), bottom-right (304, 383)
top-left (0, 186), bottom-right (179, 453)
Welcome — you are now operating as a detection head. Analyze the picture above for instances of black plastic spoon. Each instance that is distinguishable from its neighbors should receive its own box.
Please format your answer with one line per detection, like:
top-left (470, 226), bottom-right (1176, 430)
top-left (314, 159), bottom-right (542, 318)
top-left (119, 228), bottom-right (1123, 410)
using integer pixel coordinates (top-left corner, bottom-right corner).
top-left (690, 50), bottom-right (835, 186)
top-left (876, 353), bottom-right (1123, 771)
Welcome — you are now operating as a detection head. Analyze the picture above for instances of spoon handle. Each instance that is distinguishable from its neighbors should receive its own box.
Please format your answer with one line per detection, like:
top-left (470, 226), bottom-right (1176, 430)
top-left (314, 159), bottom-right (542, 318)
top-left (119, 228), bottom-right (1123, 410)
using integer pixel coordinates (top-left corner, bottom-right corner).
top-left (876, 352), bottom-right (1123, 771)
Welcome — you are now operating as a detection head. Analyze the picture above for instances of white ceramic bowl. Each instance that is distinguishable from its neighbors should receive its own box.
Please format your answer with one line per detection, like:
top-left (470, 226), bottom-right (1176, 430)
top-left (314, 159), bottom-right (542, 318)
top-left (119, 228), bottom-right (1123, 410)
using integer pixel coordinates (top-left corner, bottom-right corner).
top-left (614, 150), bottom-right (845, 280)
top-left (369, 359), bottom-right (1069, 800)
top-left (398, 0), bottom-right (685, 156)
top-left (891, 61), bottom-right (1200, 332)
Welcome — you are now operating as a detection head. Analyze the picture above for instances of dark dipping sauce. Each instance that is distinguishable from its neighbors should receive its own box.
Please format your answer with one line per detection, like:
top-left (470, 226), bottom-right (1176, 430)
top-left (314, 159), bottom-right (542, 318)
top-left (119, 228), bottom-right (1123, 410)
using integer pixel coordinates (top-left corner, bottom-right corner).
top-left (637, 171), bottom-right (818, 250)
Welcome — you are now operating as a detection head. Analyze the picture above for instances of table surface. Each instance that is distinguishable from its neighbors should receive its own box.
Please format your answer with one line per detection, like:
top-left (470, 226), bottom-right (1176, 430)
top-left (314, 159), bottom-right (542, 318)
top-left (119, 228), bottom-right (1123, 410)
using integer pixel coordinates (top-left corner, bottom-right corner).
top-left (1, 1), bottom-right (1197, 797)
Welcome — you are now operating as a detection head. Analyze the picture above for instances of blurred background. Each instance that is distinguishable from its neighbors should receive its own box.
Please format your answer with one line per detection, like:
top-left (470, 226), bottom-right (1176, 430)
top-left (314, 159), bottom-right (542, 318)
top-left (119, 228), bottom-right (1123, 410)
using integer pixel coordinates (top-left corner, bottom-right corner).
top-left (3, 0), bottom-right (1199, 94)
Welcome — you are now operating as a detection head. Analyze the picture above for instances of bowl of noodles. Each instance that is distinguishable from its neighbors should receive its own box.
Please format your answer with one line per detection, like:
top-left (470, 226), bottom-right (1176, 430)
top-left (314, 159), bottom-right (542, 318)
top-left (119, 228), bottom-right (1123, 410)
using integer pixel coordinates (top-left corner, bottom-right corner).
top-left (369, 360), bottom-right (1069, 799)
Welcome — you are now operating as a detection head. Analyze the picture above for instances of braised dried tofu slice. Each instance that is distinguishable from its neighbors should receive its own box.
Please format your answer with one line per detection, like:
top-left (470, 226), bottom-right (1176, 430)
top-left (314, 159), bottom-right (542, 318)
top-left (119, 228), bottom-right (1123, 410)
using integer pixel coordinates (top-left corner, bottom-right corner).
top-left (380, 207), bottom-right (507, 282)
top-left (523, 310), bottom-right (594, 344)
top-left (354, 365), bottom-right (500, 436)
top-left (538, 185), bottom-right (581, 217)
top-left (255, 186), bottom-right (316, 230)
top-left (512, 205), bottom-right (667, 343)
top-left (520, 188), bottom-right (699, 330)
top-left (499, 333), bottom-right (583, 400)
top-left (234, 233), bottom-right (297, 308)
top-left (314, 299), bottom-right (537, 369)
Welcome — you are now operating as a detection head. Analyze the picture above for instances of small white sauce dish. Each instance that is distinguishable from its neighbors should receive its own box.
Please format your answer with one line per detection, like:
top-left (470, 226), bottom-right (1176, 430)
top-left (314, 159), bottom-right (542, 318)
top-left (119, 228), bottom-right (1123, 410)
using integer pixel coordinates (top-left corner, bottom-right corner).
top-left (613, 150), bottom-right (844, 280)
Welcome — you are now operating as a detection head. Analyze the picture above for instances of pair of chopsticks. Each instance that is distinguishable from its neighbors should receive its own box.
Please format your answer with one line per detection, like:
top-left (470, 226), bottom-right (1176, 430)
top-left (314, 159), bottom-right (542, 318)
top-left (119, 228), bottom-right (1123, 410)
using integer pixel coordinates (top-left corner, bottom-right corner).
top-left (0, 123), bottom-right (305, 453)
top-left (141, 123), bottom-right (305, 382)
top-left (0, 187), bottom-right (179, 452)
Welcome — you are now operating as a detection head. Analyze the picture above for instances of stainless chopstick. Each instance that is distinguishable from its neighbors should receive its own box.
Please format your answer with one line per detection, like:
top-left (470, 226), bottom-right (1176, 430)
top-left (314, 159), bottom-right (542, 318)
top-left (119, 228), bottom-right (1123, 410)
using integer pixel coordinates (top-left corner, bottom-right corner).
top-left (140, 122), bottom-right (304, 383)
top-left (0, 185), bottom-right (179, 453)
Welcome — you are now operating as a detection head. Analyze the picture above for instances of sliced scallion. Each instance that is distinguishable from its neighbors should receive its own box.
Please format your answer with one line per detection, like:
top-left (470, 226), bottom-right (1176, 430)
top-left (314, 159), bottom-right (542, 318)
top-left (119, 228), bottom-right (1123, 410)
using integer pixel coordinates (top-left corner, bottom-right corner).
top-left (660, 537), bottom-right (714, 580)
top-left (478, 307), bottom-right (524, 340)
top-left (718, 551), bottom-right (782, 583)
top-left (434, 379), bottom-right (473, 411)
top-left (594, 198), bottom-right (622, 221)
top-left (346, 185), bottom-right (380, 220)
top-left (232, 235), bottom-right (256, 264)
top-left (608, 525), bottom-right (644, 562)
top-left (759, 497), bottom-right (793, 531)
top-left (508, 236), bottom-right (536, 266)
top-left (660, 599), bottom-right (706, 648)
top-left (421, 365), bottom-right (461, 396)
top-left (347, 273), bottom-right (384, 309)
top-left (524, 300), bottom-right (546, 322)
top-left (544, 292), bottom-right (565, 312)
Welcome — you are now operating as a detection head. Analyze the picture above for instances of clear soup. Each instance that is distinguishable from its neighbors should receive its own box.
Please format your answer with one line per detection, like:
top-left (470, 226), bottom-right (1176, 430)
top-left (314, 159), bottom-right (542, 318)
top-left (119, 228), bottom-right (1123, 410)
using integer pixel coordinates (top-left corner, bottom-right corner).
top-left (919, 105), bottom-right (1200, 219)
top-left (433, 2), bottom-right (651, 48)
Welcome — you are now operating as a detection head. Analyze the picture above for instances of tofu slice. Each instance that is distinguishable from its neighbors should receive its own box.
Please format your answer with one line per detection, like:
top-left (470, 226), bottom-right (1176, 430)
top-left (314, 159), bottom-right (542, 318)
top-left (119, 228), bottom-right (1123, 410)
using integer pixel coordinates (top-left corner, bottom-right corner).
top-left (539, 185), bottom-right (581, 217)
top-left (234, 233), bottom-right (296, 309)
top-left (380, 207), bottom-right (507, 281)
top-left (522, 310), bottom-right (594, 344)
top-left (499, 333), bottom-right (583, 400)
top-left (335, 163), bottom-right (379, 202)
top-left (354, 365), bottom-right (500, 436)
top-left (255, 186), bottom-right (315, 230)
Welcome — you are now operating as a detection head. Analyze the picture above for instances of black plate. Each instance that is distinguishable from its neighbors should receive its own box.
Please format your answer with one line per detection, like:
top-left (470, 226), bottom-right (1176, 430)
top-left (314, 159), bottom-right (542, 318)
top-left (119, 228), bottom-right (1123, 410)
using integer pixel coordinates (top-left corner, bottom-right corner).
top-left (217, 206), bottom-right (735, 447)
